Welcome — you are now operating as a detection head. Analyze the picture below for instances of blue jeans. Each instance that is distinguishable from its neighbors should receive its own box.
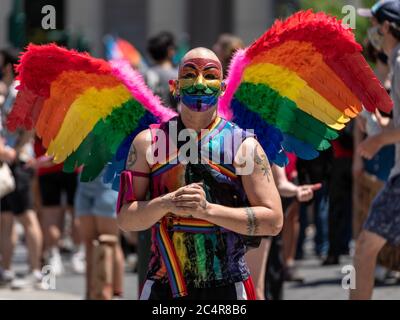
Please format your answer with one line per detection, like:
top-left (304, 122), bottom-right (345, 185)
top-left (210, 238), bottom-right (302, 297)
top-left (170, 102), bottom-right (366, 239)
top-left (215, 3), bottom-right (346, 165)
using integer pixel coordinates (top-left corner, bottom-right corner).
top-left (296, 185), bottom-right (329, 258)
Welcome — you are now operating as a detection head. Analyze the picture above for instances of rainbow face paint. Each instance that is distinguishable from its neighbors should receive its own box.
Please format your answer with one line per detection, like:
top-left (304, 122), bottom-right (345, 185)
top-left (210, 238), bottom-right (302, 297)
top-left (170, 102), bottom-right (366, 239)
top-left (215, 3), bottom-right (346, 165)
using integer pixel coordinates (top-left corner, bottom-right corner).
top-left (178, 58), bottom-right (223, 112)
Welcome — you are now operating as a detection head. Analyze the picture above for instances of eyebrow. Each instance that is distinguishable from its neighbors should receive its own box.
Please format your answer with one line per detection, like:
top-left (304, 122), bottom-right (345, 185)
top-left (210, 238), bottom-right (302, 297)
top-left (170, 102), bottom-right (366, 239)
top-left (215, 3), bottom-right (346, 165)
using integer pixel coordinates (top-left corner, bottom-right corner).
top-left (204, 65), bottom-right (219, 71)
top-left (182, 63), bottom-right (197, 69)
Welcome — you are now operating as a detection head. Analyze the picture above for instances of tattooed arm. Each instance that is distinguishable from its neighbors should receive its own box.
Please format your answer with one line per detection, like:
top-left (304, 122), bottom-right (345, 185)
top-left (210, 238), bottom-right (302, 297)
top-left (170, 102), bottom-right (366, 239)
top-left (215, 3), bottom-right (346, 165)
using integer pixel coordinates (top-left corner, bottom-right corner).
top-left (171, 138), bottom-right (283, 236)
top-left (118, 129), bottom-right (172, 231)
top-left (118, 129), bottom-right (205, 231)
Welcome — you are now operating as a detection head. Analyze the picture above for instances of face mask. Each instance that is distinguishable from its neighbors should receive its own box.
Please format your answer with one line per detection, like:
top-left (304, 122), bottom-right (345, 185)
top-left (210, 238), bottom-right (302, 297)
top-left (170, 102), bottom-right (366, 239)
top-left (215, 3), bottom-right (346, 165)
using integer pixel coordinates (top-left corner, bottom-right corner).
top-left (179, 77), bottom-right (223, 112)
top-left (177, 58), bottom-right (224, 112)
top-left (368, 25), bottom-right (384, 51)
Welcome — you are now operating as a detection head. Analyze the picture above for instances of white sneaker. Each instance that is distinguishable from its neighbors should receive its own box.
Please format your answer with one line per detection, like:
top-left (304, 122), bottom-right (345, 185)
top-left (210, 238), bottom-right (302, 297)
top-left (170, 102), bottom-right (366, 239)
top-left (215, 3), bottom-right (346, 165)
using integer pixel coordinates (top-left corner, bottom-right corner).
top-left (11, 270), bottom-right (43, 290)
top-left (0, 269), bottom-right (15, 287)
top-left (126, 253), bottom-right (138, 272)
top-left (375, 264), bottom-right (389, 283)
top-left (48, 248), bottom-right (64, 276)
top-left (71, 250), bottom-right (85, 274)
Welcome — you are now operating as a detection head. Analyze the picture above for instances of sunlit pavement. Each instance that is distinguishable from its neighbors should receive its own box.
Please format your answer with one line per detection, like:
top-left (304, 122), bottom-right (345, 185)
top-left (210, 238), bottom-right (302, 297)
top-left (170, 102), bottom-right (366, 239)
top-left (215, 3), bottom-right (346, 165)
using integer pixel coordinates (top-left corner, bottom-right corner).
top-left (1, 230), bottom-right (399, 300)
top-left (0, 240), bottom-right (138, 300)
top-left (284, 255), bottom-right (400, 300)
top-left (284, 227), bottom-right (400, 300)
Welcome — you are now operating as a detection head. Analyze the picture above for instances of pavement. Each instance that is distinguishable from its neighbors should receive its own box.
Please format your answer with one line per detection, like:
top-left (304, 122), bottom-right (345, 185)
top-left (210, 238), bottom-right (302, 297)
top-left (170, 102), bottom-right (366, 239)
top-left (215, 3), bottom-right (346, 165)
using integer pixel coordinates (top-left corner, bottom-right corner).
top-left (1, 226), bottom-right (399, 300)
top-left (284, 255), bottom-right (400, 300)
top-left (0, 238), bottom-right (138, 300)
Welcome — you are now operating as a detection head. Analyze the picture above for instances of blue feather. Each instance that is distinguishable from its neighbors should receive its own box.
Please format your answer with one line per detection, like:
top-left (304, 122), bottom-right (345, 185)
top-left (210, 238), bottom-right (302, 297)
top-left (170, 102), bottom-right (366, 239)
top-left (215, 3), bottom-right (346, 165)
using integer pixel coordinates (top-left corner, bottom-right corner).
top-left (230, 99), bottom-right (287, 166)
top-left (282, 134), bottom-right (319, 160)
top-left (103, 111), bottom-right (158, 191)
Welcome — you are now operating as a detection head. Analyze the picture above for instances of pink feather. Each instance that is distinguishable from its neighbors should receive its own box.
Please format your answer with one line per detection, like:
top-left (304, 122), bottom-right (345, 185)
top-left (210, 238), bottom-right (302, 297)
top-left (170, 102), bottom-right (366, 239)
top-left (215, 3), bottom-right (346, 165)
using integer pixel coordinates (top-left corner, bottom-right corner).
top-left (110, 59), bottom-right (177, 122)
top-left (218, 49), bottom-right (250, 120)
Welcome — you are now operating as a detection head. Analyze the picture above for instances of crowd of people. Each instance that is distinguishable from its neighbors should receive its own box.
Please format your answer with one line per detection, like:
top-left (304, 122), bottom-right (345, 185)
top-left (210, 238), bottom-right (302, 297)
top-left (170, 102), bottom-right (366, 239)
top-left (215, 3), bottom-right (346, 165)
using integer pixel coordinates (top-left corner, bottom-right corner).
top-left (1, 0), bottom-right (400, 300)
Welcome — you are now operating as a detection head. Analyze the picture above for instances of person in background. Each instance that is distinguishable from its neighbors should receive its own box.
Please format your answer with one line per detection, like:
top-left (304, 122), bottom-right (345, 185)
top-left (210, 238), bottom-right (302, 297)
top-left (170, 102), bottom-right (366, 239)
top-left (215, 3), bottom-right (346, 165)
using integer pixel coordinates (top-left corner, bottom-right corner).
top-left (213, 34), bottom-right (244, 78)
top-left (322, 123), bottom-right (354, 266)
top-left (351, 0), bottom-right (400, 299)
top-left (74, 172), bottom-right (125, 299)
top-left (353, 40), bottom-right (394, 283)
top-left (0, 48), bottom-right (43, 289)
top-left (146, 31), bottom-right (178, 109)
top-left (246, 163), bottom-right (321, 299)
top-left (296, 150), bottom-right (332, 260)
top-left (31, 138), bottom-right (84, 276)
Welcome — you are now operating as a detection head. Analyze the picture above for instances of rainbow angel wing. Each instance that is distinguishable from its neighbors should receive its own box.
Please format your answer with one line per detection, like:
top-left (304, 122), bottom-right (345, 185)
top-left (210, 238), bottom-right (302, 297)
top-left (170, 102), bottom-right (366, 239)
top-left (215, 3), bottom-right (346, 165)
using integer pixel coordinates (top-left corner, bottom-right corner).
top-left (7, 44), bottom-right (176, 188)
top-left (218, 10), bottom-right (393, 166)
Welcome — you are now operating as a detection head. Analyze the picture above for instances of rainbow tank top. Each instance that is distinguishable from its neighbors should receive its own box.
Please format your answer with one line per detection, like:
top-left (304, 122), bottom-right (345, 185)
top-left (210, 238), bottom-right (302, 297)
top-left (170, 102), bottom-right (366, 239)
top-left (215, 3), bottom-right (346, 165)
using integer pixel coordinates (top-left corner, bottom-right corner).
top-left (146, 116), bottom-right (254, 297)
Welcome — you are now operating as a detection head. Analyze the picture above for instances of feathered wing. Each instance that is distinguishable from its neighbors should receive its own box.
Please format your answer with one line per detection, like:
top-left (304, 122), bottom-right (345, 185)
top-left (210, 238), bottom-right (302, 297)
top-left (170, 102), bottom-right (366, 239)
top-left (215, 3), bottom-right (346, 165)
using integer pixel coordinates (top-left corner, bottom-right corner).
top-left (218, 10), bottom-right (393, 166)
top-left (7, 44), bottom-right (176, 188)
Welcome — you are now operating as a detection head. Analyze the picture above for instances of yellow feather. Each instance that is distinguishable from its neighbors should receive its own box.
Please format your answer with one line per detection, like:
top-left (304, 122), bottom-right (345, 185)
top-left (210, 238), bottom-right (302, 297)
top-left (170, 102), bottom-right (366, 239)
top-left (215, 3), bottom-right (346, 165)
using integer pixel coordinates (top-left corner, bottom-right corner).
top-left (243, 63), bottom-right (350, 129)
top-left (48, 85), bottom-right (131, 163)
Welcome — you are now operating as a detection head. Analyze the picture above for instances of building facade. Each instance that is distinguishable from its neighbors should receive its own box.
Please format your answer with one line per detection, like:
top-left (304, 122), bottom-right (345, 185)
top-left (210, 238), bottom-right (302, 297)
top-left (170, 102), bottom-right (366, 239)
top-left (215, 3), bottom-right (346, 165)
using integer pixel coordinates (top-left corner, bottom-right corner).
top-left (0, 0), bottom-right (294, 58)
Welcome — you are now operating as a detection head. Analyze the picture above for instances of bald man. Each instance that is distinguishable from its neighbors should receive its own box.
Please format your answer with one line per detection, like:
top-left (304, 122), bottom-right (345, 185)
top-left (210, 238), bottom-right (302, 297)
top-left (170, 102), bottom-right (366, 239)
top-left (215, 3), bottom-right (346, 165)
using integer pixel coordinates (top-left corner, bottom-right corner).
top-left (117, 47), bottom-right (283, 300)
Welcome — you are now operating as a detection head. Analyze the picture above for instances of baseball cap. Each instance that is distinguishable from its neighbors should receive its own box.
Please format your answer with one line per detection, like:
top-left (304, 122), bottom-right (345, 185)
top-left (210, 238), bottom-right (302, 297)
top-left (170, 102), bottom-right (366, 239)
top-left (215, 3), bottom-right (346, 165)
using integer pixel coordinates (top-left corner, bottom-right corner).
top-left (357, 0), bottom-right (400, 24)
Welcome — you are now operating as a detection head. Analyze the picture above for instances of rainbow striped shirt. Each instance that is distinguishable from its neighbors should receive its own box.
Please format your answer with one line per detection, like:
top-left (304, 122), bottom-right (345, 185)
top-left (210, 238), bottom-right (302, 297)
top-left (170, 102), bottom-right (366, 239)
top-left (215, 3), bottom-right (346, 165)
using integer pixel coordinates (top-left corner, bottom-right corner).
top-left (146, 116), bottom-right (253, 290)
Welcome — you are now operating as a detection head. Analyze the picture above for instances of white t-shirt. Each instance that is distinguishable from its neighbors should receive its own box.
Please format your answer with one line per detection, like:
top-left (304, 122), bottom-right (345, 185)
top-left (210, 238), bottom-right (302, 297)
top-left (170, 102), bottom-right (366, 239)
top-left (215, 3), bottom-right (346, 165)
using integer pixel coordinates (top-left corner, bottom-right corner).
top-left (389, 44), bottom-right (400, 179)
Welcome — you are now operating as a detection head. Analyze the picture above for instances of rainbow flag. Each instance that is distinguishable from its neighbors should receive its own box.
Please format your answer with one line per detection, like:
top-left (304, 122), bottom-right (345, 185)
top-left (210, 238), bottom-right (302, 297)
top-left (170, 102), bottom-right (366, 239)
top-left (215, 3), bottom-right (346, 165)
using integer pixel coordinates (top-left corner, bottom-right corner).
top-left (105, 35), bottom-right (147, 71)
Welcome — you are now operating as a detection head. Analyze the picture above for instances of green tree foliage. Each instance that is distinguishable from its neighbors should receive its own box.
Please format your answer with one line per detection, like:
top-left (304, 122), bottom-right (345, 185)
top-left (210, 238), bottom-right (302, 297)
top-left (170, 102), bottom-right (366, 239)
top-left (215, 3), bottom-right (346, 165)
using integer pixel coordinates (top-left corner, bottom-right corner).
top-left (299, 0), bottom-right (376, 45)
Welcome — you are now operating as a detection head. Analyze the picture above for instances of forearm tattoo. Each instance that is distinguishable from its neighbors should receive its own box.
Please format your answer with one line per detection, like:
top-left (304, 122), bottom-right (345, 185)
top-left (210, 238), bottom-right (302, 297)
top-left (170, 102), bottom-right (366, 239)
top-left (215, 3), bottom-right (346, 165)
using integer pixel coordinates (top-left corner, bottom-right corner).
top-left (245, 207), bottom-right (259, 236)
top-left (126, 143), bottom-right (137, 169)
top-left (254, 146), bottom-right (271, 181)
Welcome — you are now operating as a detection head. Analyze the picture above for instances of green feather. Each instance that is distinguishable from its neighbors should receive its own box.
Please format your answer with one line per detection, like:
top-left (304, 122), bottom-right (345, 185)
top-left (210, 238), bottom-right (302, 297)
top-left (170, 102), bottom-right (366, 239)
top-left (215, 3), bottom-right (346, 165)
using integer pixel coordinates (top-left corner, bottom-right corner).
top-left (235, 82), bottom-right (338, 151)
top-left (64, 98), bottom-right (146, 181)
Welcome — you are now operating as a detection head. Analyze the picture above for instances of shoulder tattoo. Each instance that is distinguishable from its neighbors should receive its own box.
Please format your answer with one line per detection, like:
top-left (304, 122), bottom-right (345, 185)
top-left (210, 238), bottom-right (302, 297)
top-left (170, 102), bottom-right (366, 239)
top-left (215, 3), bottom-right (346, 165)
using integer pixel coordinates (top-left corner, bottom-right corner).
top-left (254, 145), bottom-right (271, 181)
top-left (126, 143), bottom-right (137, 169)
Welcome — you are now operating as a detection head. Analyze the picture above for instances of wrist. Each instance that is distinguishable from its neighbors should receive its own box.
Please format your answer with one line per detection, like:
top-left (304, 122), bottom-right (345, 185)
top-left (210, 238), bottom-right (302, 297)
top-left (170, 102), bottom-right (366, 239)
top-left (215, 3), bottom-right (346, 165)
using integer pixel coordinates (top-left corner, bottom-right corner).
top-left (205, 202), bottom-right (215, 218)
top-left (159, 193), bottom-right (174, 214)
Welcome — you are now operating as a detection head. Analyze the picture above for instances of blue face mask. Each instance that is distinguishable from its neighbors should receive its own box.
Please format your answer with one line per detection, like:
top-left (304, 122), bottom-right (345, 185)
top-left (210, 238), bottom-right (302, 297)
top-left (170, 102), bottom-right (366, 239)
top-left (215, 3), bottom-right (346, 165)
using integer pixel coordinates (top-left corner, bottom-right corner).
top-left (181, 93), bottom-right (220, 112)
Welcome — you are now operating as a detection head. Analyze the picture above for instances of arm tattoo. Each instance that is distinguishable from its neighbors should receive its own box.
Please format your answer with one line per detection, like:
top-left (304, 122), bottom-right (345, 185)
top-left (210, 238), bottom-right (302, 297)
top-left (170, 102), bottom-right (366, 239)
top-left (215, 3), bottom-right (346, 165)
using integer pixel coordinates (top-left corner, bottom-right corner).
top-left (254, 146), bottom-right (271, 181)
top-left (126, 143), bottom-right (137, 169)
top-left (245, 207), bottom-right (259, 236)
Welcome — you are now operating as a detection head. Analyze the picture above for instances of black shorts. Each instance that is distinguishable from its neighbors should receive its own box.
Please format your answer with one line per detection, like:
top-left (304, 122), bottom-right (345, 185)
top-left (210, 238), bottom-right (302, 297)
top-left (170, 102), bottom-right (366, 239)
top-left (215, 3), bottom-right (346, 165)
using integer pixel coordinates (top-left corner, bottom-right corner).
top-left (139, 278), bottom-right (256, 300)
top-left (1, 162), bottom-right (34, 215)
top-left (39, 171), bottom-right (78, 207)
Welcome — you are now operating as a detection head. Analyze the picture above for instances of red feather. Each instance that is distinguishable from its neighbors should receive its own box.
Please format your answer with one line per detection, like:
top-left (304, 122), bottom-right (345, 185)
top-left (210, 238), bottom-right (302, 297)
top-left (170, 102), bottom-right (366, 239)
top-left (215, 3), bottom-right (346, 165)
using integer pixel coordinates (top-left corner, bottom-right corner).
top-left (246, 10), bottom-right (392, 113)
top-left (7, 44), bottom-right (112, 132)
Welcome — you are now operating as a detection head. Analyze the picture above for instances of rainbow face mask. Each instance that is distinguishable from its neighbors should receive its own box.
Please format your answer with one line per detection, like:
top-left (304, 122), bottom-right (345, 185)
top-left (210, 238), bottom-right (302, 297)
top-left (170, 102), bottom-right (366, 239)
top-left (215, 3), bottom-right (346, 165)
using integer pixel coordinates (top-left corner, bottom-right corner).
top-left (178, 58), bottom-right (224, 112)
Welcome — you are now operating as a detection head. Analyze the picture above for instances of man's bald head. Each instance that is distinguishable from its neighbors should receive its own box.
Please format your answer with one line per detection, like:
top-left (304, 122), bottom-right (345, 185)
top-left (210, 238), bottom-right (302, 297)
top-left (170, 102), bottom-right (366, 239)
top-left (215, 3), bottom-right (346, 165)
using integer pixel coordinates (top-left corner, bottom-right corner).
top-left (174, 47), bottom-right (225, 112)
top-left (179, 47), bottom-right (223, 80)
top-left (181, 47), bottom-right (221, 64)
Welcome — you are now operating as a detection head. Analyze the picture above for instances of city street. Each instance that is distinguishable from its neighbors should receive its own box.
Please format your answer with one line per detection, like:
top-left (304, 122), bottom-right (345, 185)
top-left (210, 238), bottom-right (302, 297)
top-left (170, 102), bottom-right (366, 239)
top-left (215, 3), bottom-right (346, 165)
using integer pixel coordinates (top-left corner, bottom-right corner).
top-left (1, 227), bottom-right (399, 300)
